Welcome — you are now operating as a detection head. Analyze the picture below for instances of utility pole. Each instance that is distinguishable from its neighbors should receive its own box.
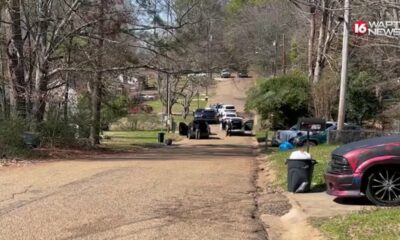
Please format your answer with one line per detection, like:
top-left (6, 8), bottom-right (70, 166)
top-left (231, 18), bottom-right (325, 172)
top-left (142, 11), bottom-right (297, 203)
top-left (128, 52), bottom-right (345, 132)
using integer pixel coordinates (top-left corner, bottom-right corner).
top-left (166, 0), bottom-right (171, 129)
top-left (207, 23), bottom-right (212, 97)
top-left (337, 0), bottom-right (350, 131)
top-left (282, 34), bottom-right (286, 75)
top-left (197, 91), bottom-right (200, 109)
top-left (273, 38), bottom-right (277, 76)
top-left (206, 11), bottom-right (213, 97)
top-left (166, 73), bottom-right (170, 119)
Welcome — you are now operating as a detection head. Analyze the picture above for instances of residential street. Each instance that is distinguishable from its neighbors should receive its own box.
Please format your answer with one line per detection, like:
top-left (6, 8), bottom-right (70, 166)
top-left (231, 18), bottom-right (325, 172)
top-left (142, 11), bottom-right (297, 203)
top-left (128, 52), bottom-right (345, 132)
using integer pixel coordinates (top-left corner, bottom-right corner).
top-left (0, 77), bottom-right (267, 240)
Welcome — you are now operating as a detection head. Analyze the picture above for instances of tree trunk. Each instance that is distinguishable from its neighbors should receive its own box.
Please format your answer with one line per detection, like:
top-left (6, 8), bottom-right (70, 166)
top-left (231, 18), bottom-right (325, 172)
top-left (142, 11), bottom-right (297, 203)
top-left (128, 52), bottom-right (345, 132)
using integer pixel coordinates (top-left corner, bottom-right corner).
top-left (7, 0), bottom-right (26, 119)
top-left (90, 0), bottom-right (105, 146)
top-left (90, 73), bottom-right (101, 145)
top-left (313, 0), bottom-right (328, 85)
top-left (64, 31), bottom-right (73, 123)
top-left (32, 0), bottom-right (50, 124)
top-left (32, 59), bottom-right (49, 123)
top-left (0, 5), bottom-right (8, 119)
top-left (307, 1), bottom-right (316, 82)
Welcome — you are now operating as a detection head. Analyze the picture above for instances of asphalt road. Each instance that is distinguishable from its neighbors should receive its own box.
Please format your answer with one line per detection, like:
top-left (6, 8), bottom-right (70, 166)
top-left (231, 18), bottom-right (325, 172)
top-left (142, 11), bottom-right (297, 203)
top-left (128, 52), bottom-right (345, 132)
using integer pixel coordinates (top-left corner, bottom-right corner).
top-left (0, 77), bottom-right (265, 240)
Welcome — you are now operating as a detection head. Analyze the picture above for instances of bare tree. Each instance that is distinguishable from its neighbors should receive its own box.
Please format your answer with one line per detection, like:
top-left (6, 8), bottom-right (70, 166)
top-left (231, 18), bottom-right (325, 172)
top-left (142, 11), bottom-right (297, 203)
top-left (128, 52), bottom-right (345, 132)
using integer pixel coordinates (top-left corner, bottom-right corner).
top-left (6, 0), bottom-right (26, 118)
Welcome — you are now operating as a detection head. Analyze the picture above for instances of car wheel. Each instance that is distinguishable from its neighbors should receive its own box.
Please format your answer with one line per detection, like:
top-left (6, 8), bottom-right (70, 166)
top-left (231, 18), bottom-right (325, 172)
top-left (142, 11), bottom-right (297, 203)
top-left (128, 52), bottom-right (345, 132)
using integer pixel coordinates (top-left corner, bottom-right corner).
top-left (366, 167), bottom-right (400, 206)
top-left (187, 130), bottom-right (193, 139)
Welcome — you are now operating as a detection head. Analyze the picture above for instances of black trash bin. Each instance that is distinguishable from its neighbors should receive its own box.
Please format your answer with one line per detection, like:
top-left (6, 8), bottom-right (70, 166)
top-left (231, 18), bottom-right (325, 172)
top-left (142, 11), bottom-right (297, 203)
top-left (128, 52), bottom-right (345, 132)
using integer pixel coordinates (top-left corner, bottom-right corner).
top-left (158, 132), bottom-right (165, 143)
top-left (286, 159), bottom-right (317, 193)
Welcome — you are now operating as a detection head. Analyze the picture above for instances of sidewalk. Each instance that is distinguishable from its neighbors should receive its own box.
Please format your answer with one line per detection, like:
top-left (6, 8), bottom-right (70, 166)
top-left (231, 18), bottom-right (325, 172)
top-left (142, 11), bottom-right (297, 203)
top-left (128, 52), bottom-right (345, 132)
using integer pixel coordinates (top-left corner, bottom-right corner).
top-left (256, 157), bottom-right (371, 240)
top-left (286, 191), bottom-right (370, 218)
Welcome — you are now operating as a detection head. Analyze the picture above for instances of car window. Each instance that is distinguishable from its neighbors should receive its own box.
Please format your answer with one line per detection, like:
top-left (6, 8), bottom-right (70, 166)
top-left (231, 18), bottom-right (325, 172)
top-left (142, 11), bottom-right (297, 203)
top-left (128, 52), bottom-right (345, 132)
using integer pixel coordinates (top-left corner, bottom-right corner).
top-left (225, 106), bottom-right (235, 110)
top-left (327, 125), bottom-right (337, 131)
top-left (203, 111), bottom-right (216, 116)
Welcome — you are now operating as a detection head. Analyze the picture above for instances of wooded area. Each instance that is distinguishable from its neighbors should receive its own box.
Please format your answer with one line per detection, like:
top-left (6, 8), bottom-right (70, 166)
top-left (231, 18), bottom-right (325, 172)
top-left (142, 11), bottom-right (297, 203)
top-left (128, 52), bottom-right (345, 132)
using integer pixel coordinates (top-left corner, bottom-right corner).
top-left (0, 0), bottom-right (399, 151)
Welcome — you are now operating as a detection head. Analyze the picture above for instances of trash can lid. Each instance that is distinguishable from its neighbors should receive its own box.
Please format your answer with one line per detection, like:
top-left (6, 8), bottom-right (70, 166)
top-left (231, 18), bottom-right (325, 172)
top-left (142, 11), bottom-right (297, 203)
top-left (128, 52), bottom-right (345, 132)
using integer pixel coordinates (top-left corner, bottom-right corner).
top-left (289, 150), bottom-right (311, 160)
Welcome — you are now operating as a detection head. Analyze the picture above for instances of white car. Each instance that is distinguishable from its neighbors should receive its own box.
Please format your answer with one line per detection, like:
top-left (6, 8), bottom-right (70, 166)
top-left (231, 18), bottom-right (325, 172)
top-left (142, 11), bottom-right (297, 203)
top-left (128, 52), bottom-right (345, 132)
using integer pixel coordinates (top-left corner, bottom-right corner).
top-left (141, 95), bottom-right (156, 101)
top-left (218, 104), bottom-right (236, 115)
top-left (220, 112), bottom-right (238, 130)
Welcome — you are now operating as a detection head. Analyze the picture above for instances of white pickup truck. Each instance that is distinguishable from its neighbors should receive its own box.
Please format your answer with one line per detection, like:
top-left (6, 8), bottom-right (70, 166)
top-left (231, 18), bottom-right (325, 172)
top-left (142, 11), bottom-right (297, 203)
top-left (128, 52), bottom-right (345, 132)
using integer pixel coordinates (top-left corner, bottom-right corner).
top-left (272, 121), bottom-right (336, 146)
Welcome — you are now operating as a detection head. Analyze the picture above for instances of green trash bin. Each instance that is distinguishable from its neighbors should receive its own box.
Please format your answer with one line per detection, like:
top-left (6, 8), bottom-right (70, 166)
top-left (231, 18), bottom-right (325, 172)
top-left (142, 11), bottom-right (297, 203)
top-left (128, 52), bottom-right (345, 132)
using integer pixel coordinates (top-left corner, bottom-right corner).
top-left (286, 159), bottom-right (317, 193)
top-left (22, 132), bottom-right (41, 148)
top-left (158, 132), bottom-right (165, 143)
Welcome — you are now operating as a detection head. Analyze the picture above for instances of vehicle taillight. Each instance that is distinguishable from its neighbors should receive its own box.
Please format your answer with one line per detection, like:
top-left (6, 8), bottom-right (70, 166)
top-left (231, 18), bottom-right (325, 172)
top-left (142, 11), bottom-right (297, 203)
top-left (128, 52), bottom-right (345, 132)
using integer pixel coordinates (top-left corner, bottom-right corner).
top-left (328, 155), bottom-right (353, 174)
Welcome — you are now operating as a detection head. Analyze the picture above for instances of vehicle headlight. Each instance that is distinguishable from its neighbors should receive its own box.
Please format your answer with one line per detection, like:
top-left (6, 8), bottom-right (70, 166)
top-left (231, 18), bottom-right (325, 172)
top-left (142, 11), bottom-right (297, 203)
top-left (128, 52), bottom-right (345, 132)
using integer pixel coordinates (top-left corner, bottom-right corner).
top-left (332, 155), bottom-right (349, 165)
top-left (328, 155), bottom-right (352, 174)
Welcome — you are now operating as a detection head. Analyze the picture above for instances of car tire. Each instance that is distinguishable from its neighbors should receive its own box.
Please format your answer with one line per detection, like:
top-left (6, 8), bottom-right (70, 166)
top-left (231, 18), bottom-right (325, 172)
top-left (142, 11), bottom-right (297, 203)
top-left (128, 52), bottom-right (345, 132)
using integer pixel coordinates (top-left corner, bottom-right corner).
top-left (187, 130), bottom-right (193, 139)
top-left (365, 167), bottom-right (400, 206)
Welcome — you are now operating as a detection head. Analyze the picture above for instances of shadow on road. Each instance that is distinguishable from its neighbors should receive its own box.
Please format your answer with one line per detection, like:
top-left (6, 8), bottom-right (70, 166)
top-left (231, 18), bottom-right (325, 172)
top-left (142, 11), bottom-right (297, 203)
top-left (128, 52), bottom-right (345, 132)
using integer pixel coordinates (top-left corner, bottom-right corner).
top-left (77, 143), bottom-right (256, 162)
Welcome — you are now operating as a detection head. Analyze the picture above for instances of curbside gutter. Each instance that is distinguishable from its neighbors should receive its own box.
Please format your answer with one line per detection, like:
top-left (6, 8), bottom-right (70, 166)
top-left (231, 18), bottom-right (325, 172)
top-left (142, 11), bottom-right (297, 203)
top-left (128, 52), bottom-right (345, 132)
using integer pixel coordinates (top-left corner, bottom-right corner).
top-left (253, 139), bottom-right (325, 240)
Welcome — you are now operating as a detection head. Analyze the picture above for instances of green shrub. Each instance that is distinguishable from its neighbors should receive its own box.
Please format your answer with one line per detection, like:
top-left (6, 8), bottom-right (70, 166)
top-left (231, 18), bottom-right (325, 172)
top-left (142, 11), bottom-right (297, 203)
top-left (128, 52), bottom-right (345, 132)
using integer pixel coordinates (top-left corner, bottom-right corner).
top-left (110, 113), bottom-right (162, 131)
top-left (38, 107), bottom-right (77, 147)
top-left (72, 95), bottom-right (91, 138)
top-left (347, 71), bottom-right (380, 126)
top-left (102, 95), bottom-right (136, 130)
top-left (246, 71), bottom-right (310, 129)
top-left (0, 119), bottom-right (30, 157)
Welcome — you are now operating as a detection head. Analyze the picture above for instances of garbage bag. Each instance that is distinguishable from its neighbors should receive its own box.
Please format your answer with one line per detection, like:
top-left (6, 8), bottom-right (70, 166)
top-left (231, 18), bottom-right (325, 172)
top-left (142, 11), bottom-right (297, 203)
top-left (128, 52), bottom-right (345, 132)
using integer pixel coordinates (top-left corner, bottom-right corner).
top-left (279, 141), bottom-right (294, 151)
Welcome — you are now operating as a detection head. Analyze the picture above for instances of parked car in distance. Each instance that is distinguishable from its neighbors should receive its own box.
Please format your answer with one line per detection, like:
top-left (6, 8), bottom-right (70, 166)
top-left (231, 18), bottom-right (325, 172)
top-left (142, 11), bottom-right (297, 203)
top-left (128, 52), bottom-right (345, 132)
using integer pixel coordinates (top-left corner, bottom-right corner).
top-left (237, 70), bottom-right (249, 78)
top-left (209, 103), bottom-right (223, 112)
top-left (201, 109), bottom-right (219, 124)
top-left (187, 119), bottom-right (210, 139)
top-left (218, 104), bottom-right (236, 115)
top-left (294, 124), bottom-right (361, 146)
top-left (325, 135), bottom-right (400, 206)
top-left (140, 94), bottom-right (156, 101)
top-left (226, 118), bottom-right (254, 136)
top-left (194, 108), bottom-right (205, 119)
top-left (187, 72), bottom-right (207, 78)
top-left (220, 112), bottom-right (238, 130)
top-left (220, 69), bottom-right (231, 78)
top-left (273, 121), bottom-right (336, 146)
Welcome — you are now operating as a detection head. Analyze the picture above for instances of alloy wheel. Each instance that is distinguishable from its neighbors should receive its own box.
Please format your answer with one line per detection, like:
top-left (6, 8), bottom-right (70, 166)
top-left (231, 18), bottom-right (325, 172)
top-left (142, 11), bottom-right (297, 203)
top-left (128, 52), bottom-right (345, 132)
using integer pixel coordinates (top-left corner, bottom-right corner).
top-left (366, 168), bottom-right (400, 206)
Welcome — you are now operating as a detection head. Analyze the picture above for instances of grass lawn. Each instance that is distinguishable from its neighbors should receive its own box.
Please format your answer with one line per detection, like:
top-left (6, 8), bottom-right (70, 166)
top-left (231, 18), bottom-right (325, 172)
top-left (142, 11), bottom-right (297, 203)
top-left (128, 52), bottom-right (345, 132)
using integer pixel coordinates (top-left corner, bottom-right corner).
top-left (147, 99), bottom-right (208, 115)
top-left (255, 130), bottom-right (275, 143)
top-left (267, 144), bottom-right (400, 239)
top-left (314, 208), bottom-right (400, 240)
top-left (267, 144), bottom-right (338, 189)
top-left (102, 131), bottom-right (183, 150)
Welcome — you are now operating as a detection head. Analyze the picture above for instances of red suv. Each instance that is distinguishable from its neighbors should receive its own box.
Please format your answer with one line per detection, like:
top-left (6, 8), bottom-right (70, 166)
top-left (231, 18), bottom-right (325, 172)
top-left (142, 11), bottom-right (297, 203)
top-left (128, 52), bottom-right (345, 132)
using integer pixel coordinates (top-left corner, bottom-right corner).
top-left (325, 136), bottom-right (400, 206)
